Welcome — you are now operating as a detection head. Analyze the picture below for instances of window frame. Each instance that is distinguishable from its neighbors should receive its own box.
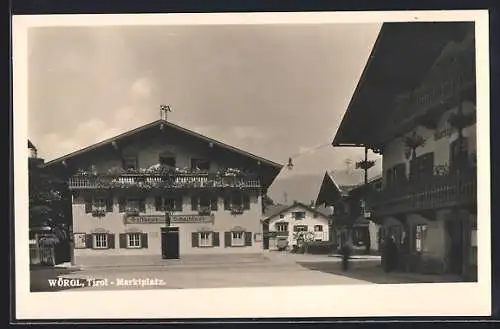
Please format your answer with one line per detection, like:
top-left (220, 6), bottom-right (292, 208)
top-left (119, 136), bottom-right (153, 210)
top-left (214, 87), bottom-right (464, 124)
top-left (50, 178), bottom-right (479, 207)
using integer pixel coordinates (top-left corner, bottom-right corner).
top-left (314, 225), bottom-right (323, 232)
top-left (293, 225), bottom-right (308, 232)
top-left (292, 211), bottom-right (306, 220)
top-left (199, 232), bottom-right (213, 247)
top-left (231, 231), bottom-right (245, 246)
top-left (275, 222), bottom-right (289, 232)
top-left (93, 233), bottom-right (108, 249)
top-left (127, 232), bottom-right (142, 249)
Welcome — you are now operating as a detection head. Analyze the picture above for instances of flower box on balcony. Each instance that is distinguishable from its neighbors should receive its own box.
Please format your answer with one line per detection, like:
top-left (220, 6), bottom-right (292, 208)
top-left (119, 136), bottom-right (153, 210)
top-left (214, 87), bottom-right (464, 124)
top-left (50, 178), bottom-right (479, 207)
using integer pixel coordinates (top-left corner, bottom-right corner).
top-left (198, 208), bottom-right (212, 216)
top-left (91, 209), bottom-right (106, 217)
top-left (125, 210), bottom-right (140, 216)
top-left (230, 207), bottom-right (244, 215)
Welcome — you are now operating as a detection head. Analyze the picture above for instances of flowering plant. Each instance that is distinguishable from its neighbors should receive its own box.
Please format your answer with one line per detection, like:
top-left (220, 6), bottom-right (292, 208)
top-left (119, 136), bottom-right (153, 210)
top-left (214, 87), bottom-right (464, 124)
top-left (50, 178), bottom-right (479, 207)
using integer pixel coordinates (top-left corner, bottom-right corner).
top-left (230, 206), bottom-right (244, 215)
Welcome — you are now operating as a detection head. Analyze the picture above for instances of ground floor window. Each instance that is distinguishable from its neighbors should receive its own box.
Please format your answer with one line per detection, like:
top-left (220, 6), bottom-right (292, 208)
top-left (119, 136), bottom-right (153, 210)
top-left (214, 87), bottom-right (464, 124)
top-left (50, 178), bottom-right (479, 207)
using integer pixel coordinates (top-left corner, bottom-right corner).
top-left (199, 232), bottom-right (213, 247)
top-left (293, 225), bottom-right (308, 232)
top-left (314, 225), bottom-right (323, 232)
top-left (94, 233), bottom-right (108, 249)
top-left (231, 232), bottom-right (245, 246)
top-left (127, 233), bottom-right (142, 248)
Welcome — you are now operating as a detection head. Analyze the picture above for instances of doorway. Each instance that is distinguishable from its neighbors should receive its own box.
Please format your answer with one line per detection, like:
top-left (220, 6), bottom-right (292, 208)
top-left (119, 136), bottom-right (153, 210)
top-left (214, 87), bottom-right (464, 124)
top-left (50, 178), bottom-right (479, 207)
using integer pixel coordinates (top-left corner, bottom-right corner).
top-left (445, 219), bottom-right (464, 275)
top-left (161, 227), bottom-right (180, 259)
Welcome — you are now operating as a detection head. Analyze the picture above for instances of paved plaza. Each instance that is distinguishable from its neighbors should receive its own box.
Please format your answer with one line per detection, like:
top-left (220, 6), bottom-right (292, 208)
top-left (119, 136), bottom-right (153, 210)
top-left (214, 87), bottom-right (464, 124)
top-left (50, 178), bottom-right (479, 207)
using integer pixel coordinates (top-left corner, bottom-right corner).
top-left (30, 252), bottom-right (463, 292)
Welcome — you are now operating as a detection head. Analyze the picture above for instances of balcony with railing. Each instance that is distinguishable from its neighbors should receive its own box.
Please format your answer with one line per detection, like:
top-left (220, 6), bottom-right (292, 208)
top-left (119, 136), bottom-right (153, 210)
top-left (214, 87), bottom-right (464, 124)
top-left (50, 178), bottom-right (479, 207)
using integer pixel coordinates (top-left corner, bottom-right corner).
top-left (368, 167), bottom-right (476, 218)
top-left (68, 167), bottom-right (261, 190)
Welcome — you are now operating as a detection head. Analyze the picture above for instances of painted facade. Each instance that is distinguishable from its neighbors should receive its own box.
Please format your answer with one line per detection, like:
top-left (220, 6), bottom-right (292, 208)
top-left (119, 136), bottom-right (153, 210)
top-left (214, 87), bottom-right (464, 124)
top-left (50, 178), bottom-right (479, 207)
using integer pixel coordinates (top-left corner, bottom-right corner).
top-left (332, 22), bottom-right (477, 280)
top-left (44, 120), bottom-right (282, 266)
top-left (264, 203), bottom-right (332, 251)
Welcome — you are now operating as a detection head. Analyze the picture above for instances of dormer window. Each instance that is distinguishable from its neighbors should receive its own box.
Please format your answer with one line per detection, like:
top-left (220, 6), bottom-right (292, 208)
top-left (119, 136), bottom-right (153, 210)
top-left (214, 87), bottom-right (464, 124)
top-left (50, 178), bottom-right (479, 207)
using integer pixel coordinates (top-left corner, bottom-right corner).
top-left (191, 158), bottom-right (210, 171)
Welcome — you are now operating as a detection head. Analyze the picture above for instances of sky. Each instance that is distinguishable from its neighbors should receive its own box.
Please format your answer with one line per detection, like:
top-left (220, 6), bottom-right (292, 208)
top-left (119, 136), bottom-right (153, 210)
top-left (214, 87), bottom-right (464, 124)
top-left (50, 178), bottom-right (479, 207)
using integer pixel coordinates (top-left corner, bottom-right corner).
top-left (28, 23), bottom-right (383, 194)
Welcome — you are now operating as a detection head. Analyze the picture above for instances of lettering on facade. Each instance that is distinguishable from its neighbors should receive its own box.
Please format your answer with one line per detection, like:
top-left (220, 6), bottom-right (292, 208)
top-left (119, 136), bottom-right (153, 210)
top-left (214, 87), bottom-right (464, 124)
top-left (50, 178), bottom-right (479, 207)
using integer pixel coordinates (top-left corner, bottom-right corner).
top-left (124, 214), bottom-right (214, 224)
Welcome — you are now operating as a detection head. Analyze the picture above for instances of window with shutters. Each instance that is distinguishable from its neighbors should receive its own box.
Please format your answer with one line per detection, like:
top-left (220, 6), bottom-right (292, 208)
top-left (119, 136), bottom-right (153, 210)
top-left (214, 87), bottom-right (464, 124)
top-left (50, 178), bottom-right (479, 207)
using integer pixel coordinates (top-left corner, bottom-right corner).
top-left (199, 232), bottom-right (213, 247)
top-left (226, 192), bottom-right (250, 214)
top-left (231, 232), bottom-right (245, 246)
top-left (127, 233), bottom-right (141, 248)
top-left (94, 234), bottom-right (108, 249)
top-left (156, 196), bottom-right (182, 212)
top-left (294, 225), bottom-right (308, 232)
top-left (124, 198), bottom-right (145, 213)
top-left (92, 198), bottom-right (106, 211)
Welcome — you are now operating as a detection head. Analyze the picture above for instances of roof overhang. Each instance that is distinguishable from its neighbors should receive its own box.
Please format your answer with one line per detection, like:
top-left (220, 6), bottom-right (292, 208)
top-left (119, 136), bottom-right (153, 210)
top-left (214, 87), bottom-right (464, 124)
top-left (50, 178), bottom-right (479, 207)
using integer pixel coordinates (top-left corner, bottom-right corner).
top-left (332, 21), bottom-right (473, 148)
top-left (42, 120), bottom-right (283, 189)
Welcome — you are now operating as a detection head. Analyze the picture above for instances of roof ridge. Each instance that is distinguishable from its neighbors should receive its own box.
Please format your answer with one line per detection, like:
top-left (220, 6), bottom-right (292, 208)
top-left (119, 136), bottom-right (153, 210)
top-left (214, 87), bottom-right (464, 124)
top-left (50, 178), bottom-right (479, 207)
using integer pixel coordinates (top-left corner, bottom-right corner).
top-left (43, 119), bottom-right (283, 169)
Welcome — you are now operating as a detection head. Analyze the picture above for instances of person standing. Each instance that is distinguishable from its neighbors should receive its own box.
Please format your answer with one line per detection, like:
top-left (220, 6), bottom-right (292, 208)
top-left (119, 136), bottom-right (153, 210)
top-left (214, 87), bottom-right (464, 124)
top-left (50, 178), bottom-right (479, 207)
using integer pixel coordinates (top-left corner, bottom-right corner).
top-left (341, 239), bottom-right (352, 271)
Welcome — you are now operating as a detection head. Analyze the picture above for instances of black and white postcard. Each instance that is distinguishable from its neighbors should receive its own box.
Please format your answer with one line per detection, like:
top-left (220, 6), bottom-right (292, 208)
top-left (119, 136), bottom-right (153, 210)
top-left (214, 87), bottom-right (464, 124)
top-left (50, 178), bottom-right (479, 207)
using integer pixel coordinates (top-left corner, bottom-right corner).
top-left (13, 10), bottom-right (491, 319)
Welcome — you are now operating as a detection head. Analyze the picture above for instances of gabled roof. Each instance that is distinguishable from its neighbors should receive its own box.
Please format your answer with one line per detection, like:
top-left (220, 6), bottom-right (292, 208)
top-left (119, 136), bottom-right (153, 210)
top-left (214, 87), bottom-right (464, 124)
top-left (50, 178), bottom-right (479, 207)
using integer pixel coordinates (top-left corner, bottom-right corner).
top-left (263, 201), bottom-right (332, 223)
top-left (42, 119), bottom-right (283, 188)
top-left (315, 171), bottom-right (342, 206)
top-left (43, 119), bottom-right (282, 169)
top-left (263, 204), bottom-right (289, 218)
top-left (28, 139), bottom-right (37, 151)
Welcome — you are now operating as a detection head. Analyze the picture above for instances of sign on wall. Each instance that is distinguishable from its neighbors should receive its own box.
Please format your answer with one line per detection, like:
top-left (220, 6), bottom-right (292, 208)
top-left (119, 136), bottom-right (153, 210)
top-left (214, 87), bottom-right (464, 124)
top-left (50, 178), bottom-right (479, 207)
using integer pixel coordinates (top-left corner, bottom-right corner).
top-left (74, 233), bottom-right (87, 249)
top-left (124, 214), bottom-right (214, 224)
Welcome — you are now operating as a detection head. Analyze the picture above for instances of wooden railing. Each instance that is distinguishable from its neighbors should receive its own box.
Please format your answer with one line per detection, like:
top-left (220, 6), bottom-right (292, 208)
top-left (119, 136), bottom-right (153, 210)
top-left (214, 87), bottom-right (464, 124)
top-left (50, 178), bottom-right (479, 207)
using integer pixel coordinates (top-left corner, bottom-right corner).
top-left (68, 172), bottom-right (261, 190)
top-left (392, 68), bottom-right (475, 126)
top-left (368, 170), bottom-right (476, 217)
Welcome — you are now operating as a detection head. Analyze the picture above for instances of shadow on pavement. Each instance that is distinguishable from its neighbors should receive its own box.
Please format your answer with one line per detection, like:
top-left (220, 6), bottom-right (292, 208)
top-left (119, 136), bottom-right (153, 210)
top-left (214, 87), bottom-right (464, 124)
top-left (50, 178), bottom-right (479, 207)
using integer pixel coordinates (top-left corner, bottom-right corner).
top-left (297, 260), bottom-right (432, 284)
top-left (30, 265), bottom-right (83, 292)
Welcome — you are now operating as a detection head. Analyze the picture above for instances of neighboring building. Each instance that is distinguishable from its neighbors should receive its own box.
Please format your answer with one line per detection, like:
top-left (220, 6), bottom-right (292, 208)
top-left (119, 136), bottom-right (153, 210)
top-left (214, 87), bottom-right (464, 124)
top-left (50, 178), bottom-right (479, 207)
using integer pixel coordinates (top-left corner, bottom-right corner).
top-left (43, 119), bottom-right (282, 266)
top-left (332, 22), bottom-right (477, 280)
top-left (332, 176), bottom-right (383, 254)
top-left (315, 171), bottom-right (343, 208)
top-left (262, 201), bottom-right (333, 251)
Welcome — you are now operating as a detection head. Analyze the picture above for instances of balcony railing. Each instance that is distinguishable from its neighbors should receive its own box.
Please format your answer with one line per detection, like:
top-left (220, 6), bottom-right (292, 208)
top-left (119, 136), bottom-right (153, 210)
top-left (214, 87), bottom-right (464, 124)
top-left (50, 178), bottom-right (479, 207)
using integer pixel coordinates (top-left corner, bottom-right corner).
top-left (391, 59), bottom-right (475, 128)
top-left (68, 172), bottom-right (261, 190)
top-left (368, 169), bottom-right (476, 218)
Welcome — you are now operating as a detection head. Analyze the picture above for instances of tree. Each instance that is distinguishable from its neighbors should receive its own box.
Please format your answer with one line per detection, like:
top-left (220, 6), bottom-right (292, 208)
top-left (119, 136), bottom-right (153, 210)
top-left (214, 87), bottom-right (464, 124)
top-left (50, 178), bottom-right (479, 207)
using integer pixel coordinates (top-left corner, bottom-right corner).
top-left (29, 160), bottom-right (71, 244)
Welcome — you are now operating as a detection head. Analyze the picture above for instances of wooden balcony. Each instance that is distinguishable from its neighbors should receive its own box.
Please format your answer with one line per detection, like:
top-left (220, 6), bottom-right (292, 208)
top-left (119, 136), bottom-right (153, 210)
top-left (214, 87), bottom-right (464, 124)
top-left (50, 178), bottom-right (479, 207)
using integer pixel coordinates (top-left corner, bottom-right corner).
top-left (368, 169), bottom-right (476, 218)
top-left (68, 172), bottom-right (261, 190)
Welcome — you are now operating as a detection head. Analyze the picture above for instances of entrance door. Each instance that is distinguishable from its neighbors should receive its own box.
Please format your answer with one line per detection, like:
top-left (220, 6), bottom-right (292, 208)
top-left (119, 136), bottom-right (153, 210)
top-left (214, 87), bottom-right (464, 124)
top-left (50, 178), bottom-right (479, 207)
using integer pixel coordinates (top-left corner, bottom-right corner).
top-left (161, 227), bottom-right (180, 259)
top-left (446, 219), bottom-right (464, 275)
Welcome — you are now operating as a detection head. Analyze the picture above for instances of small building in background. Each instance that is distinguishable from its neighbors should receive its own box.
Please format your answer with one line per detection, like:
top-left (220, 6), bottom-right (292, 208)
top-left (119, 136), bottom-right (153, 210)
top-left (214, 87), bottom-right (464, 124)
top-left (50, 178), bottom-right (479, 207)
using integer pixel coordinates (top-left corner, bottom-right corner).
top-left (262, 201), bottom-right (333, 252)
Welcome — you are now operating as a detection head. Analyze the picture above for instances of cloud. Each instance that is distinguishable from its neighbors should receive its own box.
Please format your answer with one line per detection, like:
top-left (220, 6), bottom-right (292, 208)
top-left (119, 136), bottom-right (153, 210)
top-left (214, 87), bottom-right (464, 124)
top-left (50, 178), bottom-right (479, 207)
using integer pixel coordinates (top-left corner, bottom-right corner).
top-left (230, 125), bottom-right (267, 141)
top-left (130, 77), bottom-right (152, 100)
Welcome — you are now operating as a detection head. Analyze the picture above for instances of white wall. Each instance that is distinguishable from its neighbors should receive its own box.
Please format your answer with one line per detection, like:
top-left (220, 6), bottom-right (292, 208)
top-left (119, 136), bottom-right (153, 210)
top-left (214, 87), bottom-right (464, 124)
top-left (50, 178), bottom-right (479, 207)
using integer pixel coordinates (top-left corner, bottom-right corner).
top-left (382, 101), bottom-right (476, 182)
top-left (73, 193), bottom-right (263, 263)
top-left (267, 206), bottom-right (331, 249)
